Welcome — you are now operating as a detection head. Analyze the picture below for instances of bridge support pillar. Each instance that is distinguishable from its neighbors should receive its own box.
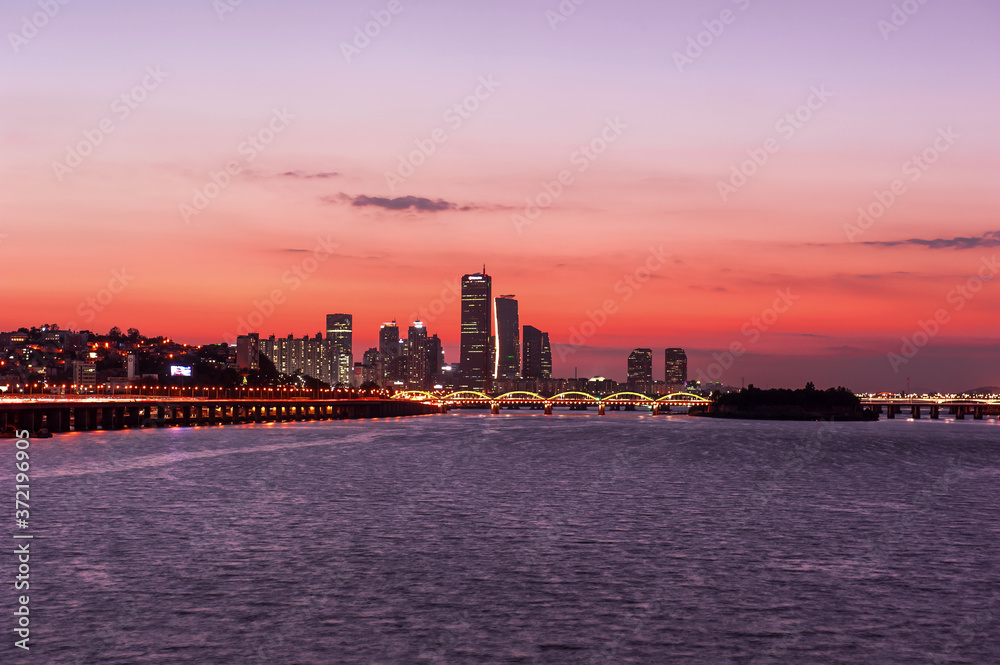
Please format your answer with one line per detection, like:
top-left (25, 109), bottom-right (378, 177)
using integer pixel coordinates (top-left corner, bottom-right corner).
top-left (490, 403), bottom-right (499, 415)
top-left (956, 407), bottom-right (965, 420)
top-left (652, 404), bottom-right (660, 416)
top-left (975, 407), bottom-right (984, 420)
top-left (930, 405), bottom-right (940, 420)
top-left (887, 405), bottom-right (896, 419)
top-left (544, 403), bottom-right (552, 415)
top-left (598, 404), bottom-right (605, 416)
top-left (911, 405), bottom-right (920, 419)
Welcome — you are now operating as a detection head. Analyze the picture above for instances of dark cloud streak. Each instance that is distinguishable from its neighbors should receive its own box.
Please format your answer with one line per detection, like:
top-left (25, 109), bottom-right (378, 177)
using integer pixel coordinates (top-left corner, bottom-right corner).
top-left (323, 193), bottom-right (480, 213)
top-left (862, 230), bottom-right (1000, 250)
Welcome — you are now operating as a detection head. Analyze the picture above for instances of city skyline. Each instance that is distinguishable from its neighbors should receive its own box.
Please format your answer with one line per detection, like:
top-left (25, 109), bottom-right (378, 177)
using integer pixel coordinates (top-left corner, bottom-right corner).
top-left (2, 1), bottom-right (998, 393)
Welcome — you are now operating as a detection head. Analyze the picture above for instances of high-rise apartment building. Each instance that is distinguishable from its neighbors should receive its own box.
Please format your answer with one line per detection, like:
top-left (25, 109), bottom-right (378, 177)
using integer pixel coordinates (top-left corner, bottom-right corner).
top-left (325, 314), bottom-right (353, 385)
top-left (494, 295), bottom-right (519, 380)
top-left (664, 348), bottom-right (688, 387)
top-left (260, 334), bottom-right (334, 385)
top-left (460, 270), bottom-right (492, 389)
top-left (236, 333), bottom-right (260, 371)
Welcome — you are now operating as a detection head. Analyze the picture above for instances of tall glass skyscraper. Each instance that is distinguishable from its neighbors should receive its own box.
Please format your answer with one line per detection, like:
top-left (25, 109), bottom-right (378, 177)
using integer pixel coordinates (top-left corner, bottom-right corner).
top-left (325, 313), bottom-right (353, 385)
top-left (493, 295), bottom-right (519, 380)
top-left (460, 270), bottom-right (492, 389)
top-left (539, 332), bottom-right (552, 379)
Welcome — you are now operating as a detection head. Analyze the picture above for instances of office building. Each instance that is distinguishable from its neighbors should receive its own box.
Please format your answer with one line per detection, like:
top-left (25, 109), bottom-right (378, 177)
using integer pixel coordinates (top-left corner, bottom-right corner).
top-left (72, 361), bottom-right (97, 389)
top-left (325, 314), bottom-right (353, 386)
top-left (460, 270), bottom-right (492, 389)
top-left (379, 321), bottom-right (403, 385)
top-left (427, 334), bottom-right (444, 377)
top-left (406, 322), bottom-right (429, 388)
top-left (664, 348), bottom-right (688, 387)
top-left (539, 332), bottom-right (552, 379)
top-left (522, 325), bottom-right (552, 380)
top-left (362, 347), bottom-right (381, 385)
top-left (627, 348), bottom-right (653, 391)
top-left (494, 295), bottom-right (519, 380)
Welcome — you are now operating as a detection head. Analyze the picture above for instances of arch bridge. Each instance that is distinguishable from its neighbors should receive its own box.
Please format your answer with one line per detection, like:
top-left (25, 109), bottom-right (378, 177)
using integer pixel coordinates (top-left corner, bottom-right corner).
top-left (393, 390), bottom-right (710, 415)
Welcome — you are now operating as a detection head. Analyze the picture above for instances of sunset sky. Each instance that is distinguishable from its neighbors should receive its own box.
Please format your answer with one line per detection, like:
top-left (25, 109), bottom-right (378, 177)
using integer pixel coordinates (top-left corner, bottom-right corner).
top-left (2, 0), bottom-right (998, 392)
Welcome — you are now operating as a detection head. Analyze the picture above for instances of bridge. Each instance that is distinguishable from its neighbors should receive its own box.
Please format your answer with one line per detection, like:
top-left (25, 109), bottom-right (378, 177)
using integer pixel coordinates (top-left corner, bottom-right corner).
top-left (0, 397), bottom-right (440, 436)
top-left (860, 396), bottom-right (1000, 420)
top-left (394, 390), bottom-right (711, 415)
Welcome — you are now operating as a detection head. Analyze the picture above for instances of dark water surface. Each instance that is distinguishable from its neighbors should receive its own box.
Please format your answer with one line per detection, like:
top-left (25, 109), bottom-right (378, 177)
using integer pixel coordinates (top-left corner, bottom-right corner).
top-left (8, 414), bottom-right (1000, 664)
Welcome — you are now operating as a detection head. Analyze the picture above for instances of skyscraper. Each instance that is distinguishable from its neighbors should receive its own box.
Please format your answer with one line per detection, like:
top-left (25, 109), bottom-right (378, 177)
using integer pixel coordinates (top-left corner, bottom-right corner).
top-left (426, 334), bottom-right (443, 378)
top-left (326, 314), bottom-right (352, 385)
top-left (664, 348), bottom-right (688, 387)
top-left (379, 321), bottom-right (402, 385)
top-left (627, 348), bottom-right (654, 390)
top-left (539, 332), bottom-right (552, 379)
top-left (460, 270), bottom-right (492, 389)
top-left (493, 295), bottom-right (519, 380)
top-left (522, 325), bottom-right (552, 380)
top-left (406, 321), bottom-right (429, 388)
